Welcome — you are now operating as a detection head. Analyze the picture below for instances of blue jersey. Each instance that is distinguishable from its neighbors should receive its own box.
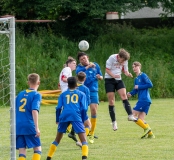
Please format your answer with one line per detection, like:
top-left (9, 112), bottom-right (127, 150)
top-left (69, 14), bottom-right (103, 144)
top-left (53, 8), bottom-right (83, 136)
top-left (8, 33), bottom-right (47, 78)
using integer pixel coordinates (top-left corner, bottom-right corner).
top-left (16, 89), bottom-right (42, 135)
top-left (76, 62), bottom-right (103, 92)
top-left (77, 82), bottom-right (90, 106)
top-left (56, 89), bottom-right (88, 123)
top-left (129, 72), bottom-right (153, 103)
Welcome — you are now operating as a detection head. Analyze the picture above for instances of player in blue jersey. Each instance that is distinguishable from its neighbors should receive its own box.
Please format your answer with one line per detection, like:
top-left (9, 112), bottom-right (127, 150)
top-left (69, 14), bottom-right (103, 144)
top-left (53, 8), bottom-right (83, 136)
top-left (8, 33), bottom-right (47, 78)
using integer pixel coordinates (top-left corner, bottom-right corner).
top-left (77, 72), bottom-right (91, 135)
top-left (16, 73), bottom-right (42, 160)
top-left (76, 52), bottom-right (103, 144)
top-left (76, 72), bottom-right (90, 106)
top-left (58, 56), bottom-right (82, 147)
top-left (127, 61), bottom-right (155, 138)
top-left (46, 77), bottom-right (88, 160)
top-left (68, 71), bottom-right (91, 145)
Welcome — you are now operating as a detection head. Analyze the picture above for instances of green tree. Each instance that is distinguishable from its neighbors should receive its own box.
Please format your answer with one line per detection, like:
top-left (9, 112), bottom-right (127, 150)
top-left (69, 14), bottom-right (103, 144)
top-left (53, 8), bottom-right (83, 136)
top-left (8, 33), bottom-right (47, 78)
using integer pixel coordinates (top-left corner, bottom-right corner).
top-left (1, 0), bottom-right (60, 19)
top-left (2, 0), bottom-right (174, 19)
top-left (160, 0), bottom-right (174, 17)
top-left (1, 0), bottom-right (174, 39)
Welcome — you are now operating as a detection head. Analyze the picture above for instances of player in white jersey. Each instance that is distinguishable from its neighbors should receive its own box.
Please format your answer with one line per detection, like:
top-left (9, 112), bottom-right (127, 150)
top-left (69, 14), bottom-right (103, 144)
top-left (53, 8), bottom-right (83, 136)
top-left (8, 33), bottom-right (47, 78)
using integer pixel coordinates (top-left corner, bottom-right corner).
top-left (105, 55), bottom-right (129, 80)
top-left (58, 57), bottom-right (82, 147)
top-left (59, 57), bottom-right (76, 93)
top-left (104, 48), bottom-right (136, 131)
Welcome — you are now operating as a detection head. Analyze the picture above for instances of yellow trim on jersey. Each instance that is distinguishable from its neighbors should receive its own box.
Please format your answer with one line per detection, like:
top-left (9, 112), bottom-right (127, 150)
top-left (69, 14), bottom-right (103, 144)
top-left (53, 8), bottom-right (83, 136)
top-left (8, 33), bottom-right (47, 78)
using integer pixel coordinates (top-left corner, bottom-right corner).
top-left (77, 83), bottom-right (83, 87)
top-left (26, 89), bottom-right (35, 93)
top-left (79, 62), bottom-right (94, 66)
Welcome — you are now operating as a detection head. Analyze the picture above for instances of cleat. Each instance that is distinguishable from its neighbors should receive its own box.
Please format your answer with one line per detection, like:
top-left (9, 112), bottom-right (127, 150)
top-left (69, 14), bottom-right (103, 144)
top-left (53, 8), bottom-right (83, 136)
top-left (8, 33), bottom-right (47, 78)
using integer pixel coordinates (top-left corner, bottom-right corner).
top-left (76, 141), bottom-right (82, 148)
top-left (94, 135), bottom-right (98, 139)
top-left (141, 135), bottom-right (148, 139)
top-left (66, 129), bottom-right (71, 133)
top-left (112, 121), bottom-right (118, 131)
top-left (128, 115), bottom-right (137, 121)
top-left (141, 129), bottom-right (148, 139)
top-left (82, 156), bottom-right (87, 160)
top-left (87, 132), bottom-right (98, 139)
top-left (46, 157), bottom-right (51, 160)
top-left (141, 128), bottom-right (151, 139)
top-left (88, 135), bottom-right (94, 144)
top-left (148, 134), bottom-right (155, 139)
top-left (141, 134), bottom-right (148, 139)
top-left (68, 133), bottom-right (78, 142)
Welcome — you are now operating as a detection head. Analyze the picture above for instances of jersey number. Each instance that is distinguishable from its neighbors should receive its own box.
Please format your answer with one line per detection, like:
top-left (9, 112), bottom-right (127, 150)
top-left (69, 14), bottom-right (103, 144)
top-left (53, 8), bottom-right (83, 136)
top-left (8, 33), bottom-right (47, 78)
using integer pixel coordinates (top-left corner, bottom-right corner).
top-left (19, 98), bottom-right (27, 112)
top-left (66, 94), bottom-right (78, 104)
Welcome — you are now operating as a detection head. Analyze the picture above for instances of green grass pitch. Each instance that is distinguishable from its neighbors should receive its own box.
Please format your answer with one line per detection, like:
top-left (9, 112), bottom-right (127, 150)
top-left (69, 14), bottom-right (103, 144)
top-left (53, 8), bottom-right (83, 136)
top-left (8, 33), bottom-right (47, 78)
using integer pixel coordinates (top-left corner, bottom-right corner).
top-left (1, 99), bottom-right (174, 160)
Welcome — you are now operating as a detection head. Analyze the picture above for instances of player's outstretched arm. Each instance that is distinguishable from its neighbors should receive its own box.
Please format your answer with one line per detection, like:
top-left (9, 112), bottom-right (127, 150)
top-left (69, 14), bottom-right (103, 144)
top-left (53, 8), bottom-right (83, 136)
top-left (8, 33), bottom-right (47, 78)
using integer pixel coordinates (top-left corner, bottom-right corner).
top-left (124, 71), bottom-right (133, 78)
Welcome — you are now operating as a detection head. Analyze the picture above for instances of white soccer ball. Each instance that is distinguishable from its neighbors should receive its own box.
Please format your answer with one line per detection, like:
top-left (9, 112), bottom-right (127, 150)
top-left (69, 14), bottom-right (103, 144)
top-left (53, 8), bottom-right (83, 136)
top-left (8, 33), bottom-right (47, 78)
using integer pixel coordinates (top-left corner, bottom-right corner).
top-left (78, 40), bottom-right (89, 51)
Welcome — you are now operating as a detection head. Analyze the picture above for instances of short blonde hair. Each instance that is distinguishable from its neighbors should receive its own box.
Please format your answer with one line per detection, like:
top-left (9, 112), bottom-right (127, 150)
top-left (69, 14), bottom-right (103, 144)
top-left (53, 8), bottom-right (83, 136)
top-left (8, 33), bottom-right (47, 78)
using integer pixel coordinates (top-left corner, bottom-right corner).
top-left (28, 73), bottom-right (40, 85)
top-left (133, 61), bottom-right (142, 68)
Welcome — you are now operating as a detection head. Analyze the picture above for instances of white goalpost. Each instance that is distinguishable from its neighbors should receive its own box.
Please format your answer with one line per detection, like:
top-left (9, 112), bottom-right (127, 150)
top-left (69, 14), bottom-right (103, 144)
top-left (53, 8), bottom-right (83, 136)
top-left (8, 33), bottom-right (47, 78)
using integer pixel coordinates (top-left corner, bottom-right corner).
top-left (0, 17), bottom-right (16, 160)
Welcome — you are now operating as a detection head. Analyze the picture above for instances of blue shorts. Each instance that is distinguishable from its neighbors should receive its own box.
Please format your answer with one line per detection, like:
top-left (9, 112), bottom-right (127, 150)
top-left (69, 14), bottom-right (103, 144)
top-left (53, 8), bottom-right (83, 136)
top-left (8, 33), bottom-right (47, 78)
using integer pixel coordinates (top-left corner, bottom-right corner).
top-left (133, 101), bottom-right (151, 115)
top-left (90, 91), bottom-right (99, 104)
top-left (58, 121), bottom-right (85, 134)
top-left (16, 135), bottom-right (41, 149)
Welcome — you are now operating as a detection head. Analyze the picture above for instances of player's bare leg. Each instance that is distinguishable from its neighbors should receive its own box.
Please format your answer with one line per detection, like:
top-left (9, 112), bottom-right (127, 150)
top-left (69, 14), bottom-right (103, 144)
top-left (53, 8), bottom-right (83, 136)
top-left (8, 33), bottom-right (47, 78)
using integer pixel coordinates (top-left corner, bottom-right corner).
top-left (18, 148), bottom-right (26, 160)
top-left (84, 118), bottom-right (91, 136)
top-left (32, 146), bottom-right (41, 160)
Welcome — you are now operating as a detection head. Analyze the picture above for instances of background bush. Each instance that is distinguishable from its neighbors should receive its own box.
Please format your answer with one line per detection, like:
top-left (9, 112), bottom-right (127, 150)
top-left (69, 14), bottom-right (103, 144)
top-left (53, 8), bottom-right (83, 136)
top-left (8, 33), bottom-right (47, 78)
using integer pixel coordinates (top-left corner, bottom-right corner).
top-left (15, 24), bottom-right (174, 100)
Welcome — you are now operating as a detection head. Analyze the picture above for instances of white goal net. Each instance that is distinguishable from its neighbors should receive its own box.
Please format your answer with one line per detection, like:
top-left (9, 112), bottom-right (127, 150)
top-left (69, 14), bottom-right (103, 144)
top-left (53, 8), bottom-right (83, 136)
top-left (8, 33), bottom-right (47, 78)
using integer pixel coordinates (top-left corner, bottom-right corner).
top-left (0, 17), bottom-right (16, 160)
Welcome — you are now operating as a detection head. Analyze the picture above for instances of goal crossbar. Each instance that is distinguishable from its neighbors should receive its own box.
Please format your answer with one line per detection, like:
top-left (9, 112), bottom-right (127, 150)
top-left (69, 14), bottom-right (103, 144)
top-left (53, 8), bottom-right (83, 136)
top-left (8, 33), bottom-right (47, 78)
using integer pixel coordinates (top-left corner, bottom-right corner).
top-left (0, 18), bottom-right (9, 22)
top-left (0, 31), bottom-right (10, 34)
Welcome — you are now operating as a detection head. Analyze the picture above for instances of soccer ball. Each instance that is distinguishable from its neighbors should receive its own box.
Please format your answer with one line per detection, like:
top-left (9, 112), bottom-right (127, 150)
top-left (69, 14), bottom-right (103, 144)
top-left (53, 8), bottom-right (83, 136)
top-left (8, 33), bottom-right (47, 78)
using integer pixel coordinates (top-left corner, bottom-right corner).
top-left (78, 40), bottom-right (89, 51)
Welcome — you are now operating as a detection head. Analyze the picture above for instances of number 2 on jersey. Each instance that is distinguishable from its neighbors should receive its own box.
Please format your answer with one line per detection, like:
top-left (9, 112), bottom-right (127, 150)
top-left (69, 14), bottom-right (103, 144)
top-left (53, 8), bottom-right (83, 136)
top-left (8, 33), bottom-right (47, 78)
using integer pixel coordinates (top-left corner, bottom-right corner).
top-left (19, 98), bottom-right (27, 112)
top-left (66, 94), bottom-right (78, 104)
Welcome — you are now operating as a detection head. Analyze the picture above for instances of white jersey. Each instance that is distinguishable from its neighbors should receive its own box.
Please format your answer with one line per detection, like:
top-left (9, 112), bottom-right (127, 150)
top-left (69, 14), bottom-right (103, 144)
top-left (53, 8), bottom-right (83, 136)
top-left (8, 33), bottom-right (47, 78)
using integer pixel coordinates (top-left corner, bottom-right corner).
top-left (105, 54), bottom-right (128, 80)
top-left (59, 67), bottom-right (72, 93)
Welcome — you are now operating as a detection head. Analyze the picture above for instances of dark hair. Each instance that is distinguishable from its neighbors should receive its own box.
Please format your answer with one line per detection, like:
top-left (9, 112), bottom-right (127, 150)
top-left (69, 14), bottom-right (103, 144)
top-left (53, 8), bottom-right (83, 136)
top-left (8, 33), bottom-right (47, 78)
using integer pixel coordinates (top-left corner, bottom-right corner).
top-left (77, 71), bottom-right (86, 81)
top-left (65, 56), bottom-right (76, 66)
top-left (77, 52), bottom-right (87, 60)
top-left (67, 77), bottom-right (77, 89)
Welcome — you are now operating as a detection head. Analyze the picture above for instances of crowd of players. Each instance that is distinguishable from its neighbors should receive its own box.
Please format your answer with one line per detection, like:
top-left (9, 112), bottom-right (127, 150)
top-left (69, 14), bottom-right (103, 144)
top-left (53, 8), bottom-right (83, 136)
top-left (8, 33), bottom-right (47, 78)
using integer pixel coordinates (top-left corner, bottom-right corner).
top-left (15, 49), bottom-right (155, 160)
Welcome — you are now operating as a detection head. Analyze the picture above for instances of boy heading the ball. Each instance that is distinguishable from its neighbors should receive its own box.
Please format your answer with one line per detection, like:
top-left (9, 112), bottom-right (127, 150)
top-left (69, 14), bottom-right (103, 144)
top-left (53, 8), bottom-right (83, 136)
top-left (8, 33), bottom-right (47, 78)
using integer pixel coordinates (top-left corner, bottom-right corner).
top-left (76, 52), bottom-right (103, 144)
top-left (104, 48), bottom-right (136, 131)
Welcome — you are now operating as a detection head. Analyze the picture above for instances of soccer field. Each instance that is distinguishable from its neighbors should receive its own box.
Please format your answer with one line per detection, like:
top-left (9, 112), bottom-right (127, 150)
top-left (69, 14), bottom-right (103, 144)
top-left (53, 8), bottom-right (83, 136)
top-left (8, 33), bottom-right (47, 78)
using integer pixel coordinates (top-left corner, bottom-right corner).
top-left (1, 99), bottom-right (174, 160)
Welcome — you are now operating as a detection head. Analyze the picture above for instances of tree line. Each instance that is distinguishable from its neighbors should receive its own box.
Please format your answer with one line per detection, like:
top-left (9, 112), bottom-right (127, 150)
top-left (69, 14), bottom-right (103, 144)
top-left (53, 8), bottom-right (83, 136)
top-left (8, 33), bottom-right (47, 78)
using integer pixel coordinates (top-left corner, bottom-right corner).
top-left (1, 0), bottom-right (174, 39)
